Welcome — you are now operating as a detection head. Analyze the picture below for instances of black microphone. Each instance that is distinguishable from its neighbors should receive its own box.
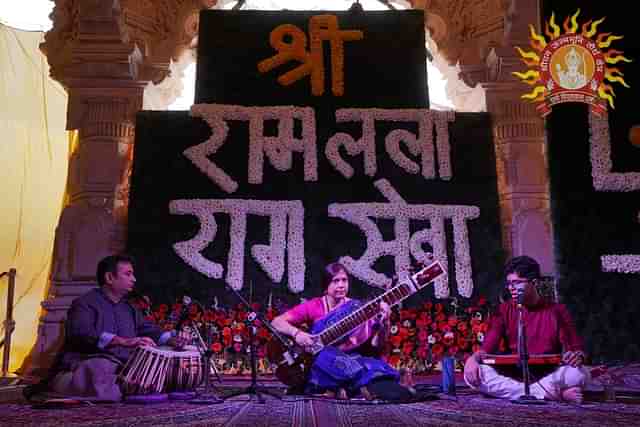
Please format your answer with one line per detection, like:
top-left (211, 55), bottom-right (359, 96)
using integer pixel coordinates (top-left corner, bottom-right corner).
top-left (515, 286), bottom-right (526, 306)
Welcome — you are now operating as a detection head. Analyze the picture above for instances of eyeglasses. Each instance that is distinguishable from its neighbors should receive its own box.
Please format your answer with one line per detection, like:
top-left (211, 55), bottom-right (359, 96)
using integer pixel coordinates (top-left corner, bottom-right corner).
top-left (506, 279), bottom-right (529, 287)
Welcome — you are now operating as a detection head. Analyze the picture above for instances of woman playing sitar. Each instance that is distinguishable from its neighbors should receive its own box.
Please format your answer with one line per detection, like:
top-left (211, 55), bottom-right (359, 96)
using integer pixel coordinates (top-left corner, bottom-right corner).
top-left (271, 262), bottom-right (414, 401)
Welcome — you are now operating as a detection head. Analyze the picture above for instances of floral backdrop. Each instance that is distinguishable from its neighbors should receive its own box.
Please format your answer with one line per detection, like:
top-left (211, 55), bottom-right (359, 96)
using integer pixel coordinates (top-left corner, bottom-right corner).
top-left (130, 294), bottom-right (494, 375)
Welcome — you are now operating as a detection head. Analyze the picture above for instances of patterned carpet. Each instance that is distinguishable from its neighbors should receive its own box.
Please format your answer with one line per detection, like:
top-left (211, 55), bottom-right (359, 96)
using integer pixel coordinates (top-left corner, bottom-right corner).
top-left (1, 387), bottom-right (640, 427)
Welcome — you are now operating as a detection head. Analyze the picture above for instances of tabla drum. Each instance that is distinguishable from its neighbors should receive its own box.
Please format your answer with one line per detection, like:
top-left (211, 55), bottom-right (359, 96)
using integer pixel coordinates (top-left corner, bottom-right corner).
top-left (118, 345), bottom-right (204, 395)
top-left (165, 347), bottom-right (204, 392)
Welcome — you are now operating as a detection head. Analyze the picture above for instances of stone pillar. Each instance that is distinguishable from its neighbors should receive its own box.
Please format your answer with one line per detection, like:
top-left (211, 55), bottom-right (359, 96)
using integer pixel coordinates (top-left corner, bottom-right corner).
top-left (22, 0), bottom-right (212, 377)
top-left (29, 90), bottom-right (143, 376)
top-left (480, 0), bottom-right (555, 274)
top-left (21, 0), bottom-right (213, 378)
top-left (22, 3), bottom-right (145, 377)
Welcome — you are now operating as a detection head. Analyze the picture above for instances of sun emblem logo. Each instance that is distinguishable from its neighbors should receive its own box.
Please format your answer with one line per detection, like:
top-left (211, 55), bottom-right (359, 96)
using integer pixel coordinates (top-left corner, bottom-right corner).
top-left (513, 9), bottom-right (632, 117)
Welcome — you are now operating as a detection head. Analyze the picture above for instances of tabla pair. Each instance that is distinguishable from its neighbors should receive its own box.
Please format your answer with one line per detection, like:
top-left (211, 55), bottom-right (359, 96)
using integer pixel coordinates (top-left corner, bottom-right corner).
top-left (117, 345), bottom-right (205, 395)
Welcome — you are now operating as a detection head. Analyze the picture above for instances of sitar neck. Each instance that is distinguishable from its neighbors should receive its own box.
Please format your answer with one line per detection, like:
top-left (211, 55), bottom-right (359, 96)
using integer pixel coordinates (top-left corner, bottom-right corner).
top-left (316, 261), bottom-right (444, 350)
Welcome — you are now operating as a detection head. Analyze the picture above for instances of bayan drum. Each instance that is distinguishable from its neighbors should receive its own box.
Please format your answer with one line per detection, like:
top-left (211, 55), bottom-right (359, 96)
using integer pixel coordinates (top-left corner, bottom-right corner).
top-left (118, 345), bottom-right (204, 395)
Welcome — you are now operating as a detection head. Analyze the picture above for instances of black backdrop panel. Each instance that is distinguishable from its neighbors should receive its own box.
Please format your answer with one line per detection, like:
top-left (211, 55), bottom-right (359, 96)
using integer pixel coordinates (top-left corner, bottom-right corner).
top-left (127, 10), bottom-right (503, 311)
top-left (542, 0), bottom-right (640, 362)
top-left (196, 10), bottom-right (429, 108)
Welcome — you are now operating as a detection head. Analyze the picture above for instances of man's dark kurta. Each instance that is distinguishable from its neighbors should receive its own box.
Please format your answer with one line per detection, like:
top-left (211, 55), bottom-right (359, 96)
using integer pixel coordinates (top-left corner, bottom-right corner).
top-left (55, 288), bottom-right (164, 372)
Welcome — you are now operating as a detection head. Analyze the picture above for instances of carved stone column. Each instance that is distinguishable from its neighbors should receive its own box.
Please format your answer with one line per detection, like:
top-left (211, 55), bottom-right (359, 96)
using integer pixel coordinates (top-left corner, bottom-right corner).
top-left (24, 0), bottom-right (209, 377)
top-left (415, 0), bottom-right (554, 273)
top-left (480, 0), bottom-right (555, 274)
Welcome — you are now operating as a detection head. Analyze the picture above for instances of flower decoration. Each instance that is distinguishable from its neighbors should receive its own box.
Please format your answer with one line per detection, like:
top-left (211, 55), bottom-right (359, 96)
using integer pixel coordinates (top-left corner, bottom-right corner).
top-left (138, 291), bottom-right (491, 376)
top-left (383, 297), bottom-right (492, 373)
top-left (589, 112), bottom-right (640, 192)
top-left (329, 178), bottom-right (478, 297)
top-left (170, 199), bottom-right (306, 292)
top-left (325, 109), bottom-right (455, 180)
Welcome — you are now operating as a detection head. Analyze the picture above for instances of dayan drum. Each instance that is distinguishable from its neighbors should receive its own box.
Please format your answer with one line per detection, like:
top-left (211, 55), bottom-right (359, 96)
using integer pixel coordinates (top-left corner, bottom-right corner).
top-left (118, 346), bottom-right (204, 395)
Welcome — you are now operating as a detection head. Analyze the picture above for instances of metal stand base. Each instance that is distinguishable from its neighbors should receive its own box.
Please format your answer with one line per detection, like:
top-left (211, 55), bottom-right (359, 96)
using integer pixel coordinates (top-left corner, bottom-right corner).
top-left (189, 393), bottom-right (223, 404)
top-left (223, 383), bottom-right (282, 404)
top-left (511, 394), bottom-right (547, 405)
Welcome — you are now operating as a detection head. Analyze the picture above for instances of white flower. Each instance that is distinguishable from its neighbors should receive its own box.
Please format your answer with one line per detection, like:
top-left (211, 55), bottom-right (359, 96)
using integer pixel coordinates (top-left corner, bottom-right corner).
top-left (428, 334), bottom-right (436, 344)
top-left (601, 255), bottom-right (640, 274)
top-left (590, 112), bottom-right (640, 192)
top-left (326, 108), bottom-right (454, 181)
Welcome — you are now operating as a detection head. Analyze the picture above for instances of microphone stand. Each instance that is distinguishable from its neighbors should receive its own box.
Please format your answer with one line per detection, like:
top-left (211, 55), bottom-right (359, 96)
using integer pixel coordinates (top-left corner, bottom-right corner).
top-left (512, 292), bottom-right (546, 405)
top-left (189, 322), bottom-right (223, 404)
top-left (222, 283), bottom-right (284, 403)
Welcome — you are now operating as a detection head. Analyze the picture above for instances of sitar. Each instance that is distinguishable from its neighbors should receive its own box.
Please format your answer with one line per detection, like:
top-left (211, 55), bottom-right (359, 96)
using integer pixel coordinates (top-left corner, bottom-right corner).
top-left (267, 260), bottom-right (446, 388)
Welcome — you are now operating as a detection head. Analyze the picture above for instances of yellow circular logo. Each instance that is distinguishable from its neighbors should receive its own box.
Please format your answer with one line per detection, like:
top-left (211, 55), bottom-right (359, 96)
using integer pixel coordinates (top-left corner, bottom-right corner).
top-left (549, 44), bottom-right (595, 90)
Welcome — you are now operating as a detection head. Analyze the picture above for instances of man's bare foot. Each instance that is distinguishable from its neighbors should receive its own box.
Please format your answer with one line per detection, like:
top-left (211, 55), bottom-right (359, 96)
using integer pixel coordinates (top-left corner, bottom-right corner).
top-left (561, 386), bottom-right (583, 403)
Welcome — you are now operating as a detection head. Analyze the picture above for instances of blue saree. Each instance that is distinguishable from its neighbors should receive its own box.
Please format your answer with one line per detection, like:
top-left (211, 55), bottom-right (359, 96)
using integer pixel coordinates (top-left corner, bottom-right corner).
top-left (305, 299), bottom-right (399, 395)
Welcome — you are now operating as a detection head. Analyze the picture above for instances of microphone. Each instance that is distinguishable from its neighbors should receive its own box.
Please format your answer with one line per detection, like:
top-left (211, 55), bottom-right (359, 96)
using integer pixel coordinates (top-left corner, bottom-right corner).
top-left (511, 284), bottom-right (527, 307)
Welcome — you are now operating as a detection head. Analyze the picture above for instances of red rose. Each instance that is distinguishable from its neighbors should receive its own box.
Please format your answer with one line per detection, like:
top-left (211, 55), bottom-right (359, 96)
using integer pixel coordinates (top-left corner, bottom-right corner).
top-left (158, 304), bottom-right (169, 313)
top-left (438, 322), bottom-right (451, 332)
top-left (402, 342), bottom-right (414, 355)
top-left (417, 347), bottom-right (428, 359)
top-left (432, 343), bottom-right (444, 356)
top-left (388, 355), bottom-right (401, 367)
top-left (434, 303), bottom-right (444, 313)
top-left (416, 314), bottom-right (432, 328)
top-left (443, 333), bottom-right (455, 346)
top-left (457, 336), bottom-right (468, 349)
top-left (390, 335), bottom-right (404, 348)
top-left (211, 342), bottom-right (223, 353)
top-left (418, 329), bottom-right (428, 342)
